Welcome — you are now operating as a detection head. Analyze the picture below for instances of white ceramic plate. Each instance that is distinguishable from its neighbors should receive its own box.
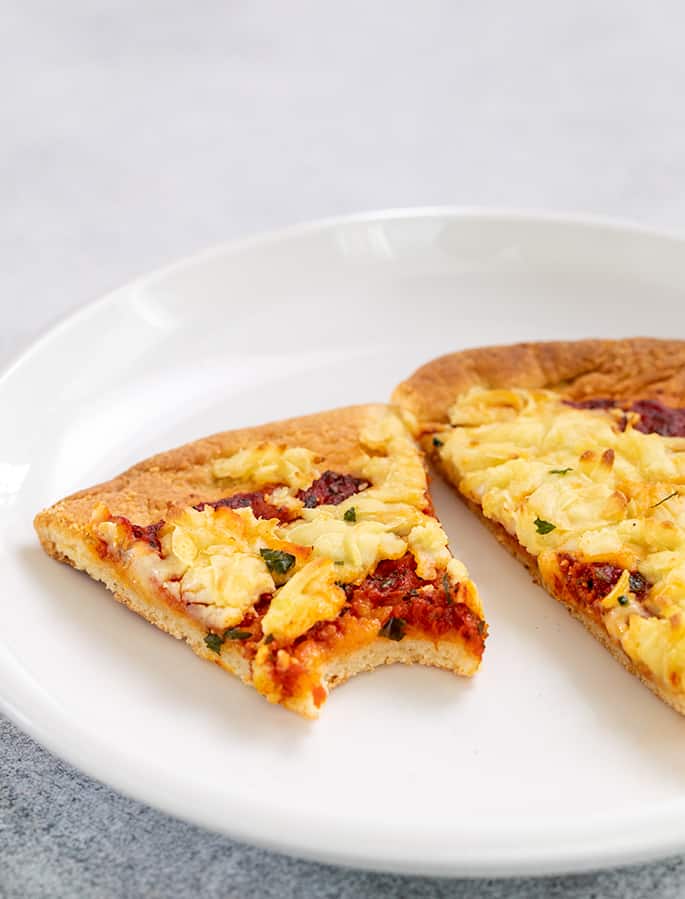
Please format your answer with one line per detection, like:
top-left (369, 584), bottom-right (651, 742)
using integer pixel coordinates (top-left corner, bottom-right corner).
top-left (3, 210), bottom-right (685, 877)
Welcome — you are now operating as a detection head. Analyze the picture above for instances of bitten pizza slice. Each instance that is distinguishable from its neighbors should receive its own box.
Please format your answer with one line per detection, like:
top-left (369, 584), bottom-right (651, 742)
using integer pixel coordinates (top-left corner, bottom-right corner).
top-left (394, 338), bottom-right (685, 715)
top-left (35, 405), bottom-right (486, 718)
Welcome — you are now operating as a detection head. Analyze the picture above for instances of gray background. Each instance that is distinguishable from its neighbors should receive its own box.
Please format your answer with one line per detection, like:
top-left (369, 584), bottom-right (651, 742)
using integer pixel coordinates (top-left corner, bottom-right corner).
top-left (3, 2), bottom-right (685, 896)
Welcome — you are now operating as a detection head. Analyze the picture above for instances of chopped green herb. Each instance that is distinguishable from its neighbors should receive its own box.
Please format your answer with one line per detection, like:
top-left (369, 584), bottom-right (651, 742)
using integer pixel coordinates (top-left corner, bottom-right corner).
top-left (534, 517), bottom-right (556, 535)
top-left (204, 632), bottom-right (224, 654)
top-left (432, 436), bottom-right (444, 448)
top-left (442, 571), bottom-right (452, 605)
top-left (263, 633), bottom-right (275, 645)
top-left (260, 548), bottom-right (296, 575)
top-left (334, 559), bottom-right (345, 566)
top-left (343, 507), bottom-right (357, 522)
top-left (549, 467), bottom-right (573, 475)
top-left (652, 491), bottom-right (678, 509)
top-left (477, 619), bottom-right (486, 636)
top-left (223, 628), bottom-right (252, 641)
top-left (379, 617), bottom-right (406, 641)
top-left (617, 595), bottom-right (629, 606)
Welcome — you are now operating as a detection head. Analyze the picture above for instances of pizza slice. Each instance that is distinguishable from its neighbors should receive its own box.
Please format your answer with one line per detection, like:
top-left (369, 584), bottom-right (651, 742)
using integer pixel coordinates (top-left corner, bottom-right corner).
top-left (35, 405), bottom-right (486, 717)
top-left (394, 338), bottom-right (685, 715)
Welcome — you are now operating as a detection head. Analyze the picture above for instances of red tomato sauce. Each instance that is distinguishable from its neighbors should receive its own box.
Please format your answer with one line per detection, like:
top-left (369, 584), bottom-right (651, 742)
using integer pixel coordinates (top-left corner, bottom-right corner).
top-left (263, 554), bottom-right (486, 702)
top-left (193, 488), bottom-right (294, 522)
top-left (564, 398), bottom-right (617, 410)
top-left (564, 397), bottom-right (685, 437)
top-left (630, 399), bottom-right (685, 437)
top-left (556, 553), bottom-right (650, 611)
top-left (343, 555), bottom-right (485, 651)
top-left (107, 517), bottom-right (164, 553)
top-left (297, 470), bottom-right (368, 508)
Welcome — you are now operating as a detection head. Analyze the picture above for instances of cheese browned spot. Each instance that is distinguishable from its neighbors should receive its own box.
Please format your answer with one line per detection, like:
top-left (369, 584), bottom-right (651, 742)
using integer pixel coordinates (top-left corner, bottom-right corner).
top-left (436, 386), bottom-right (685, 692)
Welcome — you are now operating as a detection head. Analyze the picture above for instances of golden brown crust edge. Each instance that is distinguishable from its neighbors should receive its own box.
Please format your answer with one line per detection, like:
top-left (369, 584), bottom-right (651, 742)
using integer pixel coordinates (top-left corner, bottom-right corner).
top-left (393, 338), bottom-right (685, 427)
top-left (434, 458), bottom-right (685, 718)
top-left (34, 404), bottom-right (389, 536)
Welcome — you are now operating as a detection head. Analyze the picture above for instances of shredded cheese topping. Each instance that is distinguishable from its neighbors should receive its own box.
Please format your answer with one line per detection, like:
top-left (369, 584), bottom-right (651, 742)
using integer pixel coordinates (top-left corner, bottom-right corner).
top-left (212, 445), bottom-right (319, 490)
top-left (437, 386), bottom-right (685, 689)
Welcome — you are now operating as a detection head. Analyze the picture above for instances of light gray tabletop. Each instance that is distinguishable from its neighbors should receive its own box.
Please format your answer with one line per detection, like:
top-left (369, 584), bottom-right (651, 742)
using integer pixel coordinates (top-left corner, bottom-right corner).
top-left (3, 2), bottom-right (685, 896)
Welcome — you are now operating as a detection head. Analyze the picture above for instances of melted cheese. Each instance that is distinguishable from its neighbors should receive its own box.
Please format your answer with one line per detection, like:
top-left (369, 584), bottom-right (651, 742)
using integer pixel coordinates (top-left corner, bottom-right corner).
top-left (358, 411), bottom-right (429, 506)
top-left (165, 506), bottom-right (282, 557)
top-left (212, 444), bottom-right (319, 490)
top-left (97, 506), bottom-right (295, 630)
top-left (407, 518), bottom-right (453, 580)
top-left (261, 557), bottom-right (346, 641)
top-left (282, 517), bottom-right (406, 580)
top-left (439, 386), bottom-right (685, 689)
top-left (180, 553), bottom-right (274, 630)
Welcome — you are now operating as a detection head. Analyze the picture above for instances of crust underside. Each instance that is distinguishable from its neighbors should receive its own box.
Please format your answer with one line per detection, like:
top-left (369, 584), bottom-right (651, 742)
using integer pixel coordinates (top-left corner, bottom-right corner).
top-left (35, 404), bottom-right (481, 718)
top-left (401, 338), bottom-right (685, 717)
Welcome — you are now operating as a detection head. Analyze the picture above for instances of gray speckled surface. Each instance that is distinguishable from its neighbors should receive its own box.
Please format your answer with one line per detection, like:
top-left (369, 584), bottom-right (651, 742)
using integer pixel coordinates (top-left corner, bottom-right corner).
top-left (4, 2), bottom-right (685, 895)
top-left (4, 718), bottom-right (685, 899)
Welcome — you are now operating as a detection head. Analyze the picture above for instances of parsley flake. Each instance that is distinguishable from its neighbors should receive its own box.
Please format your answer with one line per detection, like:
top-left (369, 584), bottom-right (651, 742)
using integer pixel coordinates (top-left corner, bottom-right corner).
top-left (263, 634), bottom-right (275, 645)
top-left (260, 548), bottom-right (296, 575)
top-left (224, 628), bottom-right (252, 641)
top-left (617, 595), bottom-right (629, 606)
top-left (549, 467), bottom-right (573, 475)
top-left (204, 632), bottom-right (224, 654)
top-left (379, 617), bottom-right (406, 641)
top-left (534, 517), bottom-right (556, 535)
top-left (442, 571), bottom-right (452, 605)
top-left (343, 507), bottom-right (357, 522)
top-left (334, 559), bottom-right (345, 566)
top-left (432, 436), bottom-right (444, 448)
top-left (652, 491), bottom-right (678, 509)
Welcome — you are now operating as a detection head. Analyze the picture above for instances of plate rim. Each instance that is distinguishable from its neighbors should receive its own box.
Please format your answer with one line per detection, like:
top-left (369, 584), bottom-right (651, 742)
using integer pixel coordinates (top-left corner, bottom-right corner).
top-left (4, 207), bottom-right (685, 878)
top-left (3, 203), bottom-right (685, 394)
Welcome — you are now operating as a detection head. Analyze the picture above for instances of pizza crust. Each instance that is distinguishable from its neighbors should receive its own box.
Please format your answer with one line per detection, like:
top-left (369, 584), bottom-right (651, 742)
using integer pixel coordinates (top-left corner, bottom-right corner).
top-left (393, 337), bottom-right (685, 428)
top-left (35, 404), bottom-right (389, 536)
